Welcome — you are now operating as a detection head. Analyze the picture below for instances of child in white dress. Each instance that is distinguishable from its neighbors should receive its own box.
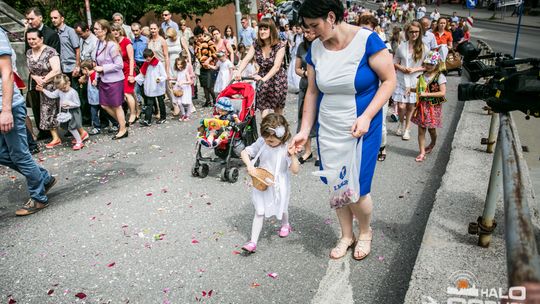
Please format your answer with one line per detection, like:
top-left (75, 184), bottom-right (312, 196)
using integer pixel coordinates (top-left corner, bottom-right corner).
top-left (41, 74), bottom-right (88, 150)
top-left (209, 51), bottom-right (234, 95)
top-left (172, 57), bottom-right (193, 121)
top-left (240, 114), bottom-right (300, 253)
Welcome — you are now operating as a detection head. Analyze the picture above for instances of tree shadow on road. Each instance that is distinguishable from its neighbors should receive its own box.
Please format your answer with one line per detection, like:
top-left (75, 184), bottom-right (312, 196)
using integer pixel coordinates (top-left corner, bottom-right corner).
top-left (0, 159), bottom-right (140, 225)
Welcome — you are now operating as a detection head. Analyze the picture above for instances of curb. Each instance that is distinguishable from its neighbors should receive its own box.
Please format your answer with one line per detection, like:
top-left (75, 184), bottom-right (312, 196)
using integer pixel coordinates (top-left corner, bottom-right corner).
top-left (403, 100), bottom-right (508, 303)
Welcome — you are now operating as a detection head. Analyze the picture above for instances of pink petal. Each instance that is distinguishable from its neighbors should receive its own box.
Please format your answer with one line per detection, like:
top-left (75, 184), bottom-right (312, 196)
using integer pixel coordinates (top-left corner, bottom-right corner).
top-left (146, 193), bottom-right (153, 196)
top-left (163, 288), bottom-right (170, 293)
top-left (163, 300), bottom-right (170, 304)
top-left (232, 250), bottom-right (241, 255)
top-left (208, 290), bottom-right (213, 297)
top-left (74, 292), bottom-right (87, 299)
top-left (107, 262), bottom-right (116, 268)
top-left (251, 282), bottom-right (261, 288)
top-left (161, 188), bottom-right (168, 193)
top-left (47, 289), bottom-right (54, 295)
top-left (378, 256), bottom-right (384, 261)
top-left (90, 216), bottom-right (96, 220)
top-left (267, 272), bottom-right (278, 279)
top-left (324, 218), bottom-right (332, 225)
top-left (121, 224), bottom-right (129, 228)
top-left (8, 298), bottom-right (16, 304)
top-left (191, 239), bottom-right (199, 244)
top-left (198, 268), bottom-right (205, 273)
top-left (202, 291), bottom-right (207, 297)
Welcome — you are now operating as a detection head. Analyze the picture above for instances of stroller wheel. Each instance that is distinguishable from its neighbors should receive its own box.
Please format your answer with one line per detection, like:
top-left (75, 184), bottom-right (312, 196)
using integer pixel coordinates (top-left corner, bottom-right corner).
top-left (191, 164), bottom-right (199, 177)
top-left (198, 164), bottom-right (210, 178)
top-left (220, 167), bottom-right (229, 182)
top-left (228, 167), bottom-right (239, 183)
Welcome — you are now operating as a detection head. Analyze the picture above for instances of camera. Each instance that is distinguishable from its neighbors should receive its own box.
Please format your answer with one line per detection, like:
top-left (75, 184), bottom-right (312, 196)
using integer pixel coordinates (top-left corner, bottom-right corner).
top-left (457, 50), bottom-right (540, 119)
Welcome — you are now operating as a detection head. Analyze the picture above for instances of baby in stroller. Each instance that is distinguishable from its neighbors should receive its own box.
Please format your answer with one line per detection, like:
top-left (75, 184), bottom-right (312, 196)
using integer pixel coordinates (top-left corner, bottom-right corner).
top-left (197, 97), bottom-right (241, 148)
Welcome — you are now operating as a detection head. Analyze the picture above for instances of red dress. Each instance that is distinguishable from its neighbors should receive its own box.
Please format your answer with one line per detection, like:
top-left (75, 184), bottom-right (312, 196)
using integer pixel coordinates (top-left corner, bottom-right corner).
top-left (119, 37), bottom-right (135, 94)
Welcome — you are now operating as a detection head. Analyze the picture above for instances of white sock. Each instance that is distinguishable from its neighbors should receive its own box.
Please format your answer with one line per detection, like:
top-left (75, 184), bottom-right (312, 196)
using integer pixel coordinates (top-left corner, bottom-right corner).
top-left (70, 129), bottom-right (82, 144)
top-left (250, 214), bottom-right (264, 244)
top-left (281, 212), bottom-right (289, 227)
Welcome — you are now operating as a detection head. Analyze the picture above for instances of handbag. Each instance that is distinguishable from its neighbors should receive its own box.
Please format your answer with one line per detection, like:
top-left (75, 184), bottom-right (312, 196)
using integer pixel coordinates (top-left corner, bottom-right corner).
top-left (173, 88), bottom-right (184, 97)
top-left (445, 49), bottom-right (462, 70)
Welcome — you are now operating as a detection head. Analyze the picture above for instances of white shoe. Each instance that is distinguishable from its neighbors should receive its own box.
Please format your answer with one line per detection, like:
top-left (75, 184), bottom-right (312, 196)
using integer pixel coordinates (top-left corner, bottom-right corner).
top-left (402, 129), bottom-right (411, 140)
top-left (396, 123), bottom-right (403, 136)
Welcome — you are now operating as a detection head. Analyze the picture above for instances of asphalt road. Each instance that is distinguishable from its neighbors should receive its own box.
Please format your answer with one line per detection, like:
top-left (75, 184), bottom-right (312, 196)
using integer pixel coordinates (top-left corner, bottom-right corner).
top-left (1, 76), bottom-right (462, 303)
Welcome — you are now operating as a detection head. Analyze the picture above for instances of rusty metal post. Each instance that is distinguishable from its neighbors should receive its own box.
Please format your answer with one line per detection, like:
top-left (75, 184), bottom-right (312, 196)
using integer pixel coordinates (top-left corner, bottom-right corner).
top-left (500, 113), bottom-right (540, 286)
top-left (486, 112), bottom-right (498, 153)
top-left (477, 136), bottom-right (502, 247)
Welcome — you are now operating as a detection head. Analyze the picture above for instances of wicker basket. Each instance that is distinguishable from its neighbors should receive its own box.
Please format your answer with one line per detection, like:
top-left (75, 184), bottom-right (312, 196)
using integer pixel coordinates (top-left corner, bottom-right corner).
top-left (251, 168), bottom-right (274, 191)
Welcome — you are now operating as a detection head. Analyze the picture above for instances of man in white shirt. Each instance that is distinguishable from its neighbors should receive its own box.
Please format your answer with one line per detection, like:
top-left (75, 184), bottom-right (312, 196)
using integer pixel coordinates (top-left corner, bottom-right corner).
top-left (420, 17), bottom-right (438, 51)
top-left (451, 12), bottom-right (460, 23)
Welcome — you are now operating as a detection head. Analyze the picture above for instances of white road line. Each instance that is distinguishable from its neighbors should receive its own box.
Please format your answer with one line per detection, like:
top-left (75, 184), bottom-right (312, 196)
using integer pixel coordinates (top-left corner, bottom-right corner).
top-left (311, 258), bottom-right (354, 304)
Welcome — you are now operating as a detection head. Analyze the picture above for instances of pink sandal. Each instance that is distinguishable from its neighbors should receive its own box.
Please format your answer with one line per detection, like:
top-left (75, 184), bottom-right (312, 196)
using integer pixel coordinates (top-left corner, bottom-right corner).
top-left (242, 241), bottom-right (257, 253)
top-left (279, 224), bottom-right (291, 238)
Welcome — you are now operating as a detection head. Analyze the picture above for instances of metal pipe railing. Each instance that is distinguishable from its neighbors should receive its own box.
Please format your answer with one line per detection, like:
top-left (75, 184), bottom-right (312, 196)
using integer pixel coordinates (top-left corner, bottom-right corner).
top-left (499, 113), bottom-right (540, 286)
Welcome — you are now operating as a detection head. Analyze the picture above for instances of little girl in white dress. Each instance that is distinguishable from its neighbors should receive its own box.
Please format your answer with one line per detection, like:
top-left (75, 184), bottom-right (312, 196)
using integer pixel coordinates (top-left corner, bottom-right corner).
top-left (240, 114), bottom-right (300, 253)
top-left (210, 52), bottom-right (234, 95)
top-left (172, 57), bottom-right (193, 121)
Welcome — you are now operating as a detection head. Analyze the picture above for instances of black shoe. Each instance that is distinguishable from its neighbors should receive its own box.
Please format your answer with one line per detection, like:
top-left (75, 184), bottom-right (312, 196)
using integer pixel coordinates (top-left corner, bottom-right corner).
top-left (139, 120), bottom-right (151, 127)
top-left (156, 119), bottom-right (166, 124)
top-left (45, 176), bottom-right (57, 193)
top-left (298, 153), bottom-right (313, 164)
top-left (107, 126), bottom-right (119, 134)
top-left (112, 130), bottom-right (128, 140)
top-left (314, 160), bottom-right (320, 167)
top-left (36, 132), bottom-right (52, 141)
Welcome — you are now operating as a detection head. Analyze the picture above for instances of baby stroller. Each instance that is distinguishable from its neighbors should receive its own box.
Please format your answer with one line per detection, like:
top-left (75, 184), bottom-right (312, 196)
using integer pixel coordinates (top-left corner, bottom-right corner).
top-left (191, 79), bottom-right (258, 183)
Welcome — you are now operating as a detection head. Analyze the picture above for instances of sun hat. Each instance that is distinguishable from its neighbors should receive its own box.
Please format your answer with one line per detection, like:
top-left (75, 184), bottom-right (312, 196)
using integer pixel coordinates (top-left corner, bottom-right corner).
top-left (424, 51), bottom-right (442, 65)
top-left (216, 97), bottom-right (234, 111)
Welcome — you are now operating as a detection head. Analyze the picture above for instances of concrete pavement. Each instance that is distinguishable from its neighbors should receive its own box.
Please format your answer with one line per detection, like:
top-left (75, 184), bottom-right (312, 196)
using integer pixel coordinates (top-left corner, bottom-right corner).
top-left (0, 75), bottom-right (464, 303)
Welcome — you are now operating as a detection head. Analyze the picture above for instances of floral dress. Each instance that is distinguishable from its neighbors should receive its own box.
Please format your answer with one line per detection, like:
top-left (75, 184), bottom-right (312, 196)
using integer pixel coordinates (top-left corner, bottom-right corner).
top-left (411, 72), bottom-right (447, 129)
top-left (254, 42), bottom-right (287, 111)
top-left (26, 46), bottom-right (59, 130)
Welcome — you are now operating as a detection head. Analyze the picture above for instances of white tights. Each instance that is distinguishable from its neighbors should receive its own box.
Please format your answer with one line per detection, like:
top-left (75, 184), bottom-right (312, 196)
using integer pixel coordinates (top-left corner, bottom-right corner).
top-left (249, 212), bottom-right (289, 244)
top-left (69, 129), bottom-right (82, 144)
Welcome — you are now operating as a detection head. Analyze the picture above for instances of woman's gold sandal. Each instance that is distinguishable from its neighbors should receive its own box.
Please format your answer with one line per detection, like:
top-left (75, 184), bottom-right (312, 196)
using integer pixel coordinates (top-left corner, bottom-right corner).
top-left (330, 237), bottom-right (356, 259)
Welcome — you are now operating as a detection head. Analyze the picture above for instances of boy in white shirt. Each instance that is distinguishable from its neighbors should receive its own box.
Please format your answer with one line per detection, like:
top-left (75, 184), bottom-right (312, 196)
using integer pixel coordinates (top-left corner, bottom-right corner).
top-left (135, 49), bottom-right (167, 126)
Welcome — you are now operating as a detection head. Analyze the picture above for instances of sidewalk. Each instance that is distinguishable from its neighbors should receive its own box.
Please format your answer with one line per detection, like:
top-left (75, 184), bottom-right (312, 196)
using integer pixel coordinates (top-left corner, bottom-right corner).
top-left (363, 1), bottom-right (540, 28)
top-left (430, 3), bottom-right (540, 28)
top-left (403, 95), bottom-right (540, 302)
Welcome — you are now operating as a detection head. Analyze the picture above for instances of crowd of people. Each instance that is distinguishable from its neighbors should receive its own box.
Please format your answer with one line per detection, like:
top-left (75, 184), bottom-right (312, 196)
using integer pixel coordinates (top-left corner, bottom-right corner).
top-left (2, 0), bottom-right (470, 262)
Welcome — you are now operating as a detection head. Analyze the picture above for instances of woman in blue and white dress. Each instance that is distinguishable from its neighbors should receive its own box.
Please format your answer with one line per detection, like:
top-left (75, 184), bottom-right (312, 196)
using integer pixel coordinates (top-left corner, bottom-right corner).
top-left (291, 0), bottom-right (396, 261)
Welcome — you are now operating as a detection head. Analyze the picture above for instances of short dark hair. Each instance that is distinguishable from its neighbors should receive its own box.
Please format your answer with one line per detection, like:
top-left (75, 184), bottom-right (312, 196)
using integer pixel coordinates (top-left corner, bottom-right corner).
top-left (299, 0), bottom-right (345, 26)
top-left (195, 18), bottom-right (201, 23)
top-left (143, 48), bottom-right (154, 58)
top-left (26, 28), bottom-right (43, 39)
top-left (193, 26), bottom-right (204, 36)
top-left (51, 8), bottom-right (64, 17)
top-left (25, 7), bottom-right (42, 16)
top-left (74, 21), bottom-right (89, 31)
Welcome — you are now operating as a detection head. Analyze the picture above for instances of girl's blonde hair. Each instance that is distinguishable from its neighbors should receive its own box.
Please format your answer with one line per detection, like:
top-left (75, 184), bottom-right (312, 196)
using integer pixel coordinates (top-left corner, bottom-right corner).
top-left (54, 74), bottom-right (70, 89)
top-left (260, 113), bottom-right (291, 144)
top-left (174, 56), bottom-right (187, 71)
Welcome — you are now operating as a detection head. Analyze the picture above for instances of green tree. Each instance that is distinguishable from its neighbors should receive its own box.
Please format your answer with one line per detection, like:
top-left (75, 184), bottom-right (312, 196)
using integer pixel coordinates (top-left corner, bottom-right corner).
top-left (5, 0), bottom-right (251, 25)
